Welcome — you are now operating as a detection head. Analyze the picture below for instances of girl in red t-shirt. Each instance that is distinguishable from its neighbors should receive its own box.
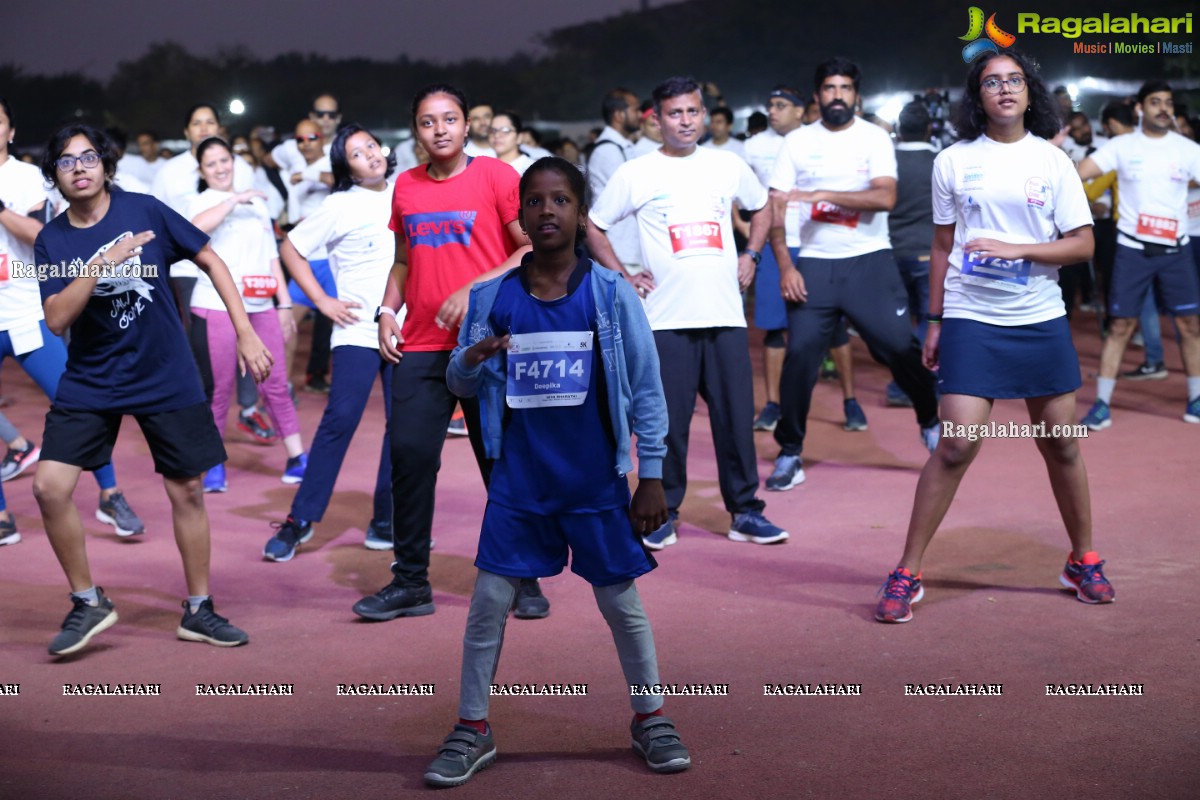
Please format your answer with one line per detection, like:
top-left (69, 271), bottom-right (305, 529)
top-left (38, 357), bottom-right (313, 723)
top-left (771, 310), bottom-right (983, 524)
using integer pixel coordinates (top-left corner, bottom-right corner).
top-left (353, 84), bottom-right (543, 621)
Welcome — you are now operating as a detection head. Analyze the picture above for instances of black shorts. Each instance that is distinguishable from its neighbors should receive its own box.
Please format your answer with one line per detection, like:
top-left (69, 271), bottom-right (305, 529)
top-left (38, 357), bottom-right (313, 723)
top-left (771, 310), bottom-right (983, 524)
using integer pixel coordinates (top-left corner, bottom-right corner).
top-left (41, 402), bottom-right (226, 480)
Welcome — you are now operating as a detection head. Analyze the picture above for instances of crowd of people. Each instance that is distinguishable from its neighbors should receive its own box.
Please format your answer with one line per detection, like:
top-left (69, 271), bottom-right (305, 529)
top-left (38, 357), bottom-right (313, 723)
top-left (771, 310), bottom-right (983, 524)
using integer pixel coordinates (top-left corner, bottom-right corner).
top-left (1, 50), bottom-right (1198, 785)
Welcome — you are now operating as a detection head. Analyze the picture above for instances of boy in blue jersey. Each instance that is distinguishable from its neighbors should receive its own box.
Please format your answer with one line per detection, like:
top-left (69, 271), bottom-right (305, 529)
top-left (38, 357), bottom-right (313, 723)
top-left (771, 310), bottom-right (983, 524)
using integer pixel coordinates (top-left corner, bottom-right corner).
top-left (426, 158), bottom-right (689, 786)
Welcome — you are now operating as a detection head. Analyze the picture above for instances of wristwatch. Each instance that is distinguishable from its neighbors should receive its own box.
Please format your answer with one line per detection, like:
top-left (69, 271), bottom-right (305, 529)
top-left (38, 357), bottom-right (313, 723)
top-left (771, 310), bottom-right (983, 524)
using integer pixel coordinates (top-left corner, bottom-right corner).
top-left (374, 306), bottom-right (397, 323)
top-left (742, 248), bottom-right (762, 266)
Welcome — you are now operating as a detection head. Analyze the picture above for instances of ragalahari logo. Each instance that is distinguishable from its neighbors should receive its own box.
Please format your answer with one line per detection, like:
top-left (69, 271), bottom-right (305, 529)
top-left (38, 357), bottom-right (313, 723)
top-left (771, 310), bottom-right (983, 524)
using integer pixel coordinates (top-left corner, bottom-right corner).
top-left (960, 7), bottom-right (1017, 62)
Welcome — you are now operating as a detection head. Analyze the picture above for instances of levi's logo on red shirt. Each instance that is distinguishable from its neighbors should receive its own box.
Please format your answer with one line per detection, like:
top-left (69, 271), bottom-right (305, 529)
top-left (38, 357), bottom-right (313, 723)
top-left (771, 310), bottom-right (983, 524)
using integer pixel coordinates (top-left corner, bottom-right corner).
top-left (405, 211), bottom-right (477, 248)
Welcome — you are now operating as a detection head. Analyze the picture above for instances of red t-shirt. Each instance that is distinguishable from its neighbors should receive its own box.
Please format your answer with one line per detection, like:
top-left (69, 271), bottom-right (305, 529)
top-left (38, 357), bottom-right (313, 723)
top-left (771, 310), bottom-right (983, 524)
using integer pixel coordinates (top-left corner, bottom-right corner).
top-left (388, 157), bottom-right (521, 351)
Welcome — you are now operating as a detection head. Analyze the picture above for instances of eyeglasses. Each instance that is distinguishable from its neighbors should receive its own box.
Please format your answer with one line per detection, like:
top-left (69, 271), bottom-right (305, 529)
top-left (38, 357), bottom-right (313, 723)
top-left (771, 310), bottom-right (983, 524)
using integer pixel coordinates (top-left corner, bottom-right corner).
top-left (981, 76), bottom-right (1026, 95)
top-left (488, 127), bottom-right (516, 136)
top-left (55, 152), bottom-right (102, 172)
top-left (295, 134), bottom-right (321, 143)
top-left (311, 109), bottom-right (339, 119)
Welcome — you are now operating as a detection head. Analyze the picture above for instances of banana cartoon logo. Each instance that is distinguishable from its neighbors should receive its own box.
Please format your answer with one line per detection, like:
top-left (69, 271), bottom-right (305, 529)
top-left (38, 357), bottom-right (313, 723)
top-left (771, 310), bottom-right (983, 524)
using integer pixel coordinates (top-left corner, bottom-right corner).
top-left (960, 7), bottom-right (1017, 62)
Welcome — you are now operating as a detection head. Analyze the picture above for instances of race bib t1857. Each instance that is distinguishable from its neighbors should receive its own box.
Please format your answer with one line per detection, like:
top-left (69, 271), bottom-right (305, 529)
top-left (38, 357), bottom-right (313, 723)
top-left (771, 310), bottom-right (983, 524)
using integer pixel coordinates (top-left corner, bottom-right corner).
top-left (506, 330), bottom-right (593, 408)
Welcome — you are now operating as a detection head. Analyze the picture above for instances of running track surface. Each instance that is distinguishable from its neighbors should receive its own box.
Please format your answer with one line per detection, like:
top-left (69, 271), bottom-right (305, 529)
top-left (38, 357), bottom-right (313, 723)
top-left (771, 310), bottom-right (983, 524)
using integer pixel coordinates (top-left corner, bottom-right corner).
top-left (0, 314), bottom-right (1195, 800)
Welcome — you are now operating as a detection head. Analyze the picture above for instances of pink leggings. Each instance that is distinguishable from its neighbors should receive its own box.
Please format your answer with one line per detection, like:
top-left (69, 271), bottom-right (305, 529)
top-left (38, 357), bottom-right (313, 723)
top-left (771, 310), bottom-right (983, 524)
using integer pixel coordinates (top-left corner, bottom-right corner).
top-left (191, 307), bottom-right (299, 439)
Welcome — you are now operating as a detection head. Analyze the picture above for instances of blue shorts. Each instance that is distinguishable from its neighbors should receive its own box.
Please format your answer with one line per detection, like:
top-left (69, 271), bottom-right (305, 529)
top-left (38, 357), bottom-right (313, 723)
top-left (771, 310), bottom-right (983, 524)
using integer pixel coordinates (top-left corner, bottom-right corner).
top-left (287, 258), bottom-right (338, 310)
top-left (1108, 241), bottom-right (1199, 318)
top-left (475, 501), bottom-right (656, 587)
top-left (938, 316), bottom-right (1081, 399)
top-left (754, 246), bottom-right (797, 332)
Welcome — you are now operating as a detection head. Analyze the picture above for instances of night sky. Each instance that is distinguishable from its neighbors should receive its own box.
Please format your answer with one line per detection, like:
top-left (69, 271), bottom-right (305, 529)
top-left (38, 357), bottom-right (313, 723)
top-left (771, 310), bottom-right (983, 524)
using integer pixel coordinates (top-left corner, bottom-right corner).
top-left (7, 0), bottom-right (644, 78)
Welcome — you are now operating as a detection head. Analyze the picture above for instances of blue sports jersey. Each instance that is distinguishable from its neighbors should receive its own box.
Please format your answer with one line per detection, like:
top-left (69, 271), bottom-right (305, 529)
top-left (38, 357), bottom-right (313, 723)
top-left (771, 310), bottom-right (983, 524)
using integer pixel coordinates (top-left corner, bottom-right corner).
top-left (34, 191), bottom-right (208, 413)
top-left (487, 262), bottom-right (630, 514)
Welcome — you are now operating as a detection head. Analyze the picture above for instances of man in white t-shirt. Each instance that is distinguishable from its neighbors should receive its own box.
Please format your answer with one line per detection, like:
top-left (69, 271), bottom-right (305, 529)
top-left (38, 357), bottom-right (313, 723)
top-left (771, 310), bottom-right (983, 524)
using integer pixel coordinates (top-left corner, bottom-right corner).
top-left (630, 100), bottom-right (663, 158)
top-left (703, 107), bottom-right (745, 159)
top-left (588, 76), bottom-right (788, 549)
top-left (266, 94), bottom-right (340, 175)
top-left (465, 103), bottom-right (497, 158)
top-left (765, 58), bottom-right (941, 491)
top-left (743, 85), bottom-right (863, 434)
top-left (1077, 80), bottom-right (1200, 428)
top-left (587, 88), bottom-right (643, 274)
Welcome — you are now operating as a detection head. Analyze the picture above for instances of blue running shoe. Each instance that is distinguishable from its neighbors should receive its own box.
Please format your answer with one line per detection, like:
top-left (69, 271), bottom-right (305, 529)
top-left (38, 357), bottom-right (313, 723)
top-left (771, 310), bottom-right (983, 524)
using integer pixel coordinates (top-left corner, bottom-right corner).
top-left (282, 453), bottom-right (308, 484)
top-left (203, 464), bottom-right (228, 494)
top-left (753, 402), bottom-right (781, 432)
top-left (765, 454), bottom-right (804, 491)
top-left (263, 516), bottom-right (313, 562)
top-left (728, 510), bottom-right (789, 544)
top-left (843, 398), bottom-right (868, 431)
top-left (1081, 399), bottom-right (1112, 431)
top-left (642, 512), bottom-right (678, 550)
top-left (1184, 396), bottom-right (1200, 424)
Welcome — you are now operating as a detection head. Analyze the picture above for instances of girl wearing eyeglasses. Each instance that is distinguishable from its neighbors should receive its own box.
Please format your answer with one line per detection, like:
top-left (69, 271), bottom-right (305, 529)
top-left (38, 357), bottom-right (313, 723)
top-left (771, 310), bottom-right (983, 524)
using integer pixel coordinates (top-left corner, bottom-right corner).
top-left (487, 111), bottom-right (536, 176)
top-left (32, 123), bottom-right (271, 657)
top-left (0, 99), bottom-right (145, 545)
top-left (874, 50), bottom-right (1113, 624)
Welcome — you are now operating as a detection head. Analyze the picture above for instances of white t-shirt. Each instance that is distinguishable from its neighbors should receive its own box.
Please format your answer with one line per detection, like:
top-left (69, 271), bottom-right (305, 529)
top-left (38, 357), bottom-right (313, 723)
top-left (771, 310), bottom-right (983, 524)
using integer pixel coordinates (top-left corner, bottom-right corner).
top-left (151, 150), bottom-right (254, 277)
top-left (270, 138), bottom-right (332, 176)
top-left (285, 155), bottom-right (332, 227)
top-left (499, 154), bottom-right (536, 176)
top-left (768, 117), bottom-right (897, 258)
top-left (1088, 129), bottom-right (1200, 247)
top-left (1060, 132), bottom-right (1108, 164)
top-left (287, 183), bottom-right (400, 349)
top-left (933, 133), bottom-right (1093, 326)
top-left (465, 140), bottom-right (497, 158)
top-left (743, 128), bottom-right (800, 248)
top-left (590, 147), bottom-right (767, 330)
top-left (630, 137), bottom-right (660, 159)
top-left (0, 157), bottom-right (49, 332)
top-left (587, 126), bottom-right (641, 268)
top-left (703, 137), bottom-right (746, 160)
top-left (1188, 185), bottom-right (1200, 237)
top-left (187, 191), bottom-right (279, 313)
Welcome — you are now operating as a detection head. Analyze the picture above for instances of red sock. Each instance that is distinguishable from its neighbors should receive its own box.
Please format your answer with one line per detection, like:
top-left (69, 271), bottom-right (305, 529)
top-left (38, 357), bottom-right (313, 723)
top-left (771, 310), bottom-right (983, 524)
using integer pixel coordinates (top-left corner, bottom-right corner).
top-left (1070, 551), bottom-right (1100, 565)
top-left (634, 709), bottom-right (664, 723)
top-left (458, 718), bottom-right (488, 734)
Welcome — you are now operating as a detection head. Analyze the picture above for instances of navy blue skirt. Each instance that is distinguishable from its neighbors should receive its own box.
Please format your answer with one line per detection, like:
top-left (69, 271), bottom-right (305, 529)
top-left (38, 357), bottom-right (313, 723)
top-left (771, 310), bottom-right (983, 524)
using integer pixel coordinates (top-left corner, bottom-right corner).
top-left (938, 316), bottom-right (1081, 399)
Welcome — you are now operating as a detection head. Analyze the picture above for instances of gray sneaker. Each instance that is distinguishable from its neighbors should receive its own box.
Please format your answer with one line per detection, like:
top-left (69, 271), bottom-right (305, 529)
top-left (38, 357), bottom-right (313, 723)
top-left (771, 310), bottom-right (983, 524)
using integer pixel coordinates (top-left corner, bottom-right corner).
top-left (96, 491), bottom-right (145, 537)
top-left (363, 519), bottom-right (393, 551)
top-left (49, 589), bottom-right (118, 656)
top-left (177, 598), bottom-right (249, 647)
top-left (424, 724), bottom-right (497, 787)
top-left (630, 714), bottom-right (691, 773)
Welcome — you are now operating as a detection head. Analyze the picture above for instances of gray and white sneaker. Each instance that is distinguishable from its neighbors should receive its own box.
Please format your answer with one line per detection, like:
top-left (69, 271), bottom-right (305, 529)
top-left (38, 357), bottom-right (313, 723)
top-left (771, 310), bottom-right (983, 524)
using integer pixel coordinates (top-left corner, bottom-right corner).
top-left (49, 589), bottom-right (118, 656)
top-left (363, 519), bottom-right (393, 551)
top-left (177, 598), bottom-right (249, 647)
top-left (765, 454), bottom-right (805, 491)
top-left (96, 491), bottom-right (145, 537)
top-left (424, 724), bottom-right (497, 787)
top-left (630, 714), bottom-right (691, 773)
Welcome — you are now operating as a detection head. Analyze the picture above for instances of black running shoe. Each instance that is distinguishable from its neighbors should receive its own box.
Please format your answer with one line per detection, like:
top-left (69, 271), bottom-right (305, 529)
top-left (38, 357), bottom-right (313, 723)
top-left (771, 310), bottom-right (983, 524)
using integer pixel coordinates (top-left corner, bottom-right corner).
top-left (49, 589), bottom-right (118, 656)
top-left (512, 578), bottom-right (550, 619)
top-left (177, 598), bottom-right (249, 646)
top-left (353, 581), bottom-right (434, 620)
